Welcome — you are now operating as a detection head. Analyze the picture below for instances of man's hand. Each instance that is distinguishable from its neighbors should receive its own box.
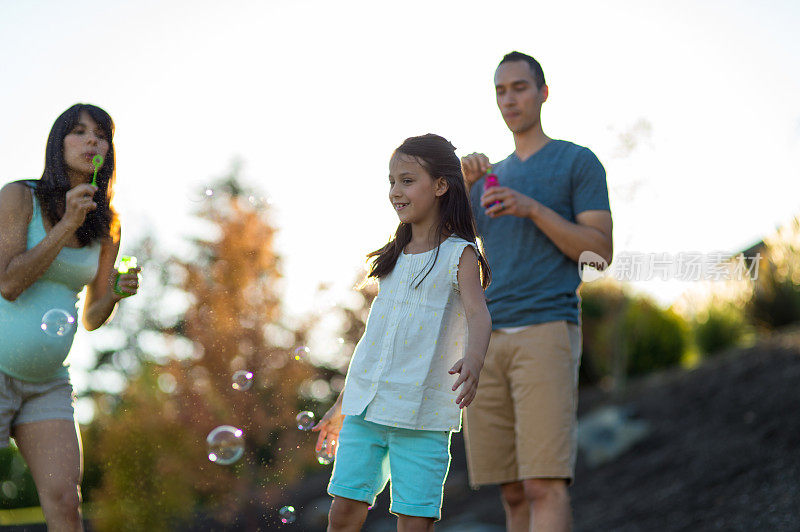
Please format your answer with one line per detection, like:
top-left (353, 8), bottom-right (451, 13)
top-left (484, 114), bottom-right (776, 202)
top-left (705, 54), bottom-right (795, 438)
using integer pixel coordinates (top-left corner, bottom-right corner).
top-left (460, 153), bottom-right (491, 188)
top-left (449, 356), bottom-right (483, 409)
top-left (311, 398), bottom-right (345, 457)
top-left (481, 186), bottom-right (539, 219)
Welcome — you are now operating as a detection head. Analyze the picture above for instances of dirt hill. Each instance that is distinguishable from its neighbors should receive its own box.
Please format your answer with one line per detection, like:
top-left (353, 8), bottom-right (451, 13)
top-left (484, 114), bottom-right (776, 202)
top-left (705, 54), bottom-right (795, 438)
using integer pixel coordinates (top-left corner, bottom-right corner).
top-left (272, 332), bottom-right (800, 531)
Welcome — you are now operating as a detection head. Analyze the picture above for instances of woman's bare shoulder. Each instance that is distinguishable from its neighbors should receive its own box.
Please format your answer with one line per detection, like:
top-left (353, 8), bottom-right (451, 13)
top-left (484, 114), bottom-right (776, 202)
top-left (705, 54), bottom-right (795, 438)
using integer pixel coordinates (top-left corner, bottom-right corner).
top-left (0, 182), bottom-right (34, 221)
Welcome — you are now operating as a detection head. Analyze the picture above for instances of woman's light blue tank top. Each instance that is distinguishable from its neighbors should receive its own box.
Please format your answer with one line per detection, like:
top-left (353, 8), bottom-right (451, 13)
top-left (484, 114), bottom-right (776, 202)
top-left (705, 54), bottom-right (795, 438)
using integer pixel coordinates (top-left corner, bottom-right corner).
top-left (0, 182), bottom-right (101, 382)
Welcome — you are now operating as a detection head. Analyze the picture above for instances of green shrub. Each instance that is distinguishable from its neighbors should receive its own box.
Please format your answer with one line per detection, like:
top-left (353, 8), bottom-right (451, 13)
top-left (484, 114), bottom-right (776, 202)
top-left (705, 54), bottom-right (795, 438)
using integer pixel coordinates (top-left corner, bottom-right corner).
top-left (623, 299), bottom-right (687, 375)
top-left (745, 217), bottom-right (800, 329)
top-left (0, 446), bottom-right (39, 509)
top-left (693, 304), bottom-right (745, 356)
top-left (579, 281), bottom-right (688, 382)
top-left (747, 265), bottom-right (800, 329)
top-left (579, 281), bottom-right (630, 384)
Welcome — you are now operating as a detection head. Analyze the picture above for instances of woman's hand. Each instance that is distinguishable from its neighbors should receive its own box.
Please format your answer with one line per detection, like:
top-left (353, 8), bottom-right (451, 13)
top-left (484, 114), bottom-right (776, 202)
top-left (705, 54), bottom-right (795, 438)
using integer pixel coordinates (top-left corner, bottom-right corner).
top-left (111, 267), bottom-right (141, 301)
top-left (311, 397), bottom-right (345, 457)
top-left (61, 184), bottom-right (98, 230)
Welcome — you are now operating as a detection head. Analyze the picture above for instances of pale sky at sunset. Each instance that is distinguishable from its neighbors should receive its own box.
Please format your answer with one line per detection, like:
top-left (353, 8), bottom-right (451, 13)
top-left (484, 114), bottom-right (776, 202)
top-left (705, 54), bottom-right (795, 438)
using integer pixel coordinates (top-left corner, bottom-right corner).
top-left (2, 1), bottom-right (799, 411)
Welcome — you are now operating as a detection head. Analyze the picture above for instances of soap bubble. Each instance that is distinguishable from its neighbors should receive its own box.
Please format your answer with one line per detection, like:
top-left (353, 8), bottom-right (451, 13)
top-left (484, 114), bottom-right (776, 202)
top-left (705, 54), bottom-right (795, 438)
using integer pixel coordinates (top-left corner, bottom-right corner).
top-left (279, 505), bottom-right (296, 524)
top-left (295, 411), bottom-right (315, 431)
top-left (316, 439), bottom-right (335, 465)
top-left (246, 195), bottom-right (272, 208)
top-left (40, 309), bottom-right (76, 337)
top-left (157, 373), bottom-right (177, 394)
top-left (1, 481), bottom-right (18, 499)
top-left (291, 346), bottom-right (310, 362)
top-left (231, 370), bottom-right (254, 391)
top-left (188, 187), bottom-right (215, 202)
top-left (206, 425), bottom-right (244, 465)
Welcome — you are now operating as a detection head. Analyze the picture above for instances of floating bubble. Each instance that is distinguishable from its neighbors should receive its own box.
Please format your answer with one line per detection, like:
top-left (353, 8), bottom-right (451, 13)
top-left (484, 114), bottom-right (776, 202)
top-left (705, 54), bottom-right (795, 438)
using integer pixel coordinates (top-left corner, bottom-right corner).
top-left (188, 187), bottom-right (215, 202)
top-left (207, 425), bottom-right (244, 465)
top-left (231, 370), bottom-right (254, 391)
top-left (246, 195), bottom-right (272, 208)
top-left (316, 439), bottom-right (335, 465)
top-left (279, 505), bottom-right (296, 524)
top-left (1, 481), bottom-right (18, 499)
top-left (157, 373), bottom-right (177, 394)
top-left (40, 309), bottom-right (76, 337)
top-left (330, 376), bottom-right (346, 393)
top-left (309, 379), bottom-right (332, 401)
top-left (291, 346), bottom-right (310, 362)
top-left (295, 411), bottom-right (315, 431)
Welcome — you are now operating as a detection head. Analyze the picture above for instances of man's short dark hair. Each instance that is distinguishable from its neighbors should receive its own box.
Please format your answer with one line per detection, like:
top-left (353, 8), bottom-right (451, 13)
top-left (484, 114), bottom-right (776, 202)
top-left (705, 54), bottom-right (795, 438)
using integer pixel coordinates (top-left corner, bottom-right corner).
top-left (499, 52), bottom-right (546, 89)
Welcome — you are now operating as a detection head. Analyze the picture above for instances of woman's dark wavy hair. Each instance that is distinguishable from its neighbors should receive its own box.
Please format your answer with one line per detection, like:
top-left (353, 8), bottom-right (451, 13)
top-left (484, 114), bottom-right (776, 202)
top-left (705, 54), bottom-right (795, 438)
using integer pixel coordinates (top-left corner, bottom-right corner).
top-left (366, 133), bottom-right (491, 289)
top-left (35, 104), bottom-right (119, 246)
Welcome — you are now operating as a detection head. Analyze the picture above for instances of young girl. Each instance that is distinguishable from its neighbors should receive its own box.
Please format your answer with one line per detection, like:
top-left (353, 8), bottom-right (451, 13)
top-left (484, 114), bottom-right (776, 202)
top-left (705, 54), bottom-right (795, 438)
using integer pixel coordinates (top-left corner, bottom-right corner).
top-left (313, 133), bottom-right (492, 531)
top-left (0, 104), bottom-right (140, 530)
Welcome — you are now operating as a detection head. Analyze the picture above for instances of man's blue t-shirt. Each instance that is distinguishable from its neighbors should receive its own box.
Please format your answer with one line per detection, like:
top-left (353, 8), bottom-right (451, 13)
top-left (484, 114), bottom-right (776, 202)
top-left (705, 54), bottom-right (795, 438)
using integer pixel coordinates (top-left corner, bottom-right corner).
top-left (470, 140), bottom-right (610, 328)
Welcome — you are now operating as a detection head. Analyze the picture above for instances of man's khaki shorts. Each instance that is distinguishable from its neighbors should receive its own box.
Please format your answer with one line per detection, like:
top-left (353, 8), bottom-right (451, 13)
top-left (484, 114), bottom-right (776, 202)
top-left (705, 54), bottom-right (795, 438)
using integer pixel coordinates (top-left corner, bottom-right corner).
top-left (464, 320), bottom-right (582, 487)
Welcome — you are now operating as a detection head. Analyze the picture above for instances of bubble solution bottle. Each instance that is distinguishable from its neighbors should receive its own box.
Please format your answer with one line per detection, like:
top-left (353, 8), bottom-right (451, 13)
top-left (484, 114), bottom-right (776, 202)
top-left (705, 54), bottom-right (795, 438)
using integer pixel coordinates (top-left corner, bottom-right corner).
top-left (113, 255), bottom-right (137, 298)
top-left (483, 167), bottom-right (501, 208)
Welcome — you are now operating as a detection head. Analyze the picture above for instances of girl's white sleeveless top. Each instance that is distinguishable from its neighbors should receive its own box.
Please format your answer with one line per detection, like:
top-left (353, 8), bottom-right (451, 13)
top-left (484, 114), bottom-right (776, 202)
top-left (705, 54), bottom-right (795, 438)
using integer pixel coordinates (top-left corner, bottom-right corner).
top-left (341, 236), bottom-right (478, 432)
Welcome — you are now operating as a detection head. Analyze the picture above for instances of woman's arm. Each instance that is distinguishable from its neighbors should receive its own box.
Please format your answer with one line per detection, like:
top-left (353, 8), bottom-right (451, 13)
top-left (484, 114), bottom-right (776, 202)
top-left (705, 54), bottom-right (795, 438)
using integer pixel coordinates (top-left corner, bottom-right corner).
top-left (0, 183), bottom-right (95, 301)
top-left (82, 224), bottom-right (139, 331)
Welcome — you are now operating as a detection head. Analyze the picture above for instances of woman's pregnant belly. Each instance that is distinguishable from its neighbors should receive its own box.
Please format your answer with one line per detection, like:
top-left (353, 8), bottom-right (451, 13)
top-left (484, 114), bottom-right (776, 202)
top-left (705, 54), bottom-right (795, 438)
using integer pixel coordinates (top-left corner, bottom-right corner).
top-left (0, 282), bottom-right (78, 382)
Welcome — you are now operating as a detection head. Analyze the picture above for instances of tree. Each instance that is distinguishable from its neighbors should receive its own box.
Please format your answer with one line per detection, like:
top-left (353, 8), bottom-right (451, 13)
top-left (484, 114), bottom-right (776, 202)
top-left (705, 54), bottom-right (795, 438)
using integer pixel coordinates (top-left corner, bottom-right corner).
top-left (86, 172), bottom-right (327, 530)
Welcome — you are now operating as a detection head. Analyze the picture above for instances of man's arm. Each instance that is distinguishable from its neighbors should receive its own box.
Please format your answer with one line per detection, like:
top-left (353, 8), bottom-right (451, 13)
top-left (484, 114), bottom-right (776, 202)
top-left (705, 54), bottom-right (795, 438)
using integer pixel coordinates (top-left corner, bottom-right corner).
top-left (481, 187), bottom-right (613, 265)
top-left (481, 147), bottom-right (613, 264)
top-left (529, 206), bottom-right (613, 265)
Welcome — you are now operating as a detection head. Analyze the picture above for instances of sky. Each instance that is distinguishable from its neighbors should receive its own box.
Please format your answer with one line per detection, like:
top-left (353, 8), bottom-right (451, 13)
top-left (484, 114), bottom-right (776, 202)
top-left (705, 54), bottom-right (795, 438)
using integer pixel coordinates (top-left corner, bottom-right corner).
top-left (2, 1), bottom-right (799, 412)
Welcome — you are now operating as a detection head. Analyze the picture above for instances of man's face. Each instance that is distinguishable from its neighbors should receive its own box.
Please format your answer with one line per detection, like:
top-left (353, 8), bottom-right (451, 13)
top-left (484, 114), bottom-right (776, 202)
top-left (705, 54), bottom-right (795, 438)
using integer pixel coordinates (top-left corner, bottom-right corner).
top-left (494, 60), bottom-right (548, 135)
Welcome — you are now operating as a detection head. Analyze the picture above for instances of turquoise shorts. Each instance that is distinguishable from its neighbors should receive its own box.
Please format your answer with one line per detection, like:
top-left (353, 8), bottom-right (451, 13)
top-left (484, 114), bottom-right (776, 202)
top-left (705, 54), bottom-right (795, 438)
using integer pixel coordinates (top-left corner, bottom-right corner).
top-left (327, 413), bottom-right (452, 520)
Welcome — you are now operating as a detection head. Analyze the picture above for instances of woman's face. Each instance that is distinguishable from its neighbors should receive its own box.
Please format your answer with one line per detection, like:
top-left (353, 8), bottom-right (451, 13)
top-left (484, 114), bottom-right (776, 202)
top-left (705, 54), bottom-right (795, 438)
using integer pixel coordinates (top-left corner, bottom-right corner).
top-left (63, 111), bottom-right (110, 182)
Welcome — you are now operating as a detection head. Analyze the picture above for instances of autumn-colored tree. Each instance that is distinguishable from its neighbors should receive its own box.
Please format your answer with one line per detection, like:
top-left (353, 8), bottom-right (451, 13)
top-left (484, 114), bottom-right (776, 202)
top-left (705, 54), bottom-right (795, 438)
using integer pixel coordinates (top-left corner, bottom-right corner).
top-left (85, 173), bottom-right (327, 530)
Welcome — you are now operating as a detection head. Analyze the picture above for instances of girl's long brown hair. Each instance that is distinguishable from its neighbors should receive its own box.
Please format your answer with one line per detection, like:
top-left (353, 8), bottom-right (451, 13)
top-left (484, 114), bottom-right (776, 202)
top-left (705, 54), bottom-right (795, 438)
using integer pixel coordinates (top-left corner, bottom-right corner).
top-left (366, 133), bottom-right (491, 289)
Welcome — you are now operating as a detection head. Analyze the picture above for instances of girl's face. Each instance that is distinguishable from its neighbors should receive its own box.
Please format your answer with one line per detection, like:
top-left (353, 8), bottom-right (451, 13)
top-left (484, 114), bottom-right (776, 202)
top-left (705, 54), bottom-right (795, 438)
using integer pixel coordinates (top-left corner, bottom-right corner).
top-left (388, 153), bottom-right (447, 225)
top-left (63, 111), bottom-right (110, 182)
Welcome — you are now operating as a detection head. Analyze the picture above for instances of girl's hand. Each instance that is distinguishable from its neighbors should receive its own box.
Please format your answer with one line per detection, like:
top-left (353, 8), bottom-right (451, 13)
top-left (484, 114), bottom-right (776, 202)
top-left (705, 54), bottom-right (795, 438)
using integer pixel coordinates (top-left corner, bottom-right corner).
top-left (311, 399), bottom-right (345, 456)
top-left (62, 184), bottom-right (98, 230)
top-left (449, 356), bottom-right (483, 409)
top-left (460, 153), bottom-right (491, 187)
top-left (112, 267), bottom-right (141, 301)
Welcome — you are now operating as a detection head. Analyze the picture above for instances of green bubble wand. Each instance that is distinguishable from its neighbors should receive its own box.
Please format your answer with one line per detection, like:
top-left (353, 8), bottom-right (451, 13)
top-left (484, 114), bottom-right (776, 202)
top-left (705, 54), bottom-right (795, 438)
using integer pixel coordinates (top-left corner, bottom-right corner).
top-left (91, 154), bottom-right (104, 186)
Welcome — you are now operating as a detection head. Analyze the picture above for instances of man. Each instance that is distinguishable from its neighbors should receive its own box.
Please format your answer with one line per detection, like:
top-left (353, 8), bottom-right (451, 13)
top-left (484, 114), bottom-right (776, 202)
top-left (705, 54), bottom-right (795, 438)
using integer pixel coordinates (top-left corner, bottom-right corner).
top-left (461, 52), bottom-right (613, 532)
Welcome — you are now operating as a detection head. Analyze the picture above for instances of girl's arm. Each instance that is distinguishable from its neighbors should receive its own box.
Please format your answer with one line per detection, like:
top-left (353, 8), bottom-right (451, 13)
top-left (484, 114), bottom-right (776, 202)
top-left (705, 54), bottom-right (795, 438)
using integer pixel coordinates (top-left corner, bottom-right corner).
top-left (449, 246), bottom-right (492, 409)
top-left (312, 388), bottom-right (345, 455)
top-left (82, 224), bottom-right (139, 331)
top-left (0, 183), bottom-right (96, 301)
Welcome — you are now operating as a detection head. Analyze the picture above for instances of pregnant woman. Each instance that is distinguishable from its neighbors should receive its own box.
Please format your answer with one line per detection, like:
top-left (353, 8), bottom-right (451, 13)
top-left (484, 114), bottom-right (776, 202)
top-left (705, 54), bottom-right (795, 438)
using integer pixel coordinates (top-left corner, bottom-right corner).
top-left (0, 104), bottom-right (139, 531)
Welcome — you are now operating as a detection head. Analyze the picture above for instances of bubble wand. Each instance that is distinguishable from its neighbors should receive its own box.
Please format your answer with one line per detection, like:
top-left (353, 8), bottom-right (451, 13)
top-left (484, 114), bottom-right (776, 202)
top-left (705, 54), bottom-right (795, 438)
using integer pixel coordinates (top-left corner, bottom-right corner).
top-left (91, 154), bottom-right (104, 187)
